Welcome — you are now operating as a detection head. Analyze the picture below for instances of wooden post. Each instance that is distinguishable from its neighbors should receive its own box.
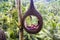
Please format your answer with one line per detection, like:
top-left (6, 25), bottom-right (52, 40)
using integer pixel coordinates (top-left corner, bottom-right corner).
top-left (16, 0), bottom-right (23, 40)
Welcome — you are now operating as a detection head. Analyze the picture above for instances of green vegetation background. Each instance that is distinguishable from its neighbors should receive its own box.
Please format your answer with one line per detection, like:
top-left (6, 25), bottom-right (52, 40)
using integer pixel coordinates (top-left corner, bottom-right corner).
top-left (0, 0), bottom-right (60, 40)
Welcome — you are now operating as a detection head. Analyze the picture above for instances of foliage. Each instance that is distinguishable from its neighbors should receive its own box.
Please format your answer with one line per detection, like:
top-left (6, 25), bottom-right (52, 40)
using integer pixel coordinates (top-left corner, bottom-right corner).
top-left (0, 0), bottom-right (60, 40)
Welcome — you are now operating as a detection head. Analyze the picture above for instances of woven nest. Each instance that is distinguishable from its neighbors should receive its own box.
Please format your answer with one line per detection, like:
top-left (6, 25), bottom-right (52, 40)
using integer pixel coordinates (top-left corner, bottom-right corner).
top-left (22, 0), bottom-right (43, 34)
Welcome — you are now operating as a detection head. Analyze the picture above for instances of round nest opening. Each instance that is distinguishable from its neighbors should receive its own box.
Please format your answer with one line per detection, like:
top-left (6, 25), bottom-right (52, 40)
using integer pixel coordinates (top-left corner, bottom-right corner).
top-left (23, 15), bottom-right (42, 34)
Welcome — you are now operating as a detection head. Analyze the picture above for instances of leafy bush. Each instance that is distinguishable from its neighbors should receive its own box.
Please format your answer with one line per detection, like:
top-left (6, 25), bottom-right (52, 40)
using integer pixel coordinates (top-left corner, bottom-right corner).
top-left (0, 0), bottom-right (60, 40)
